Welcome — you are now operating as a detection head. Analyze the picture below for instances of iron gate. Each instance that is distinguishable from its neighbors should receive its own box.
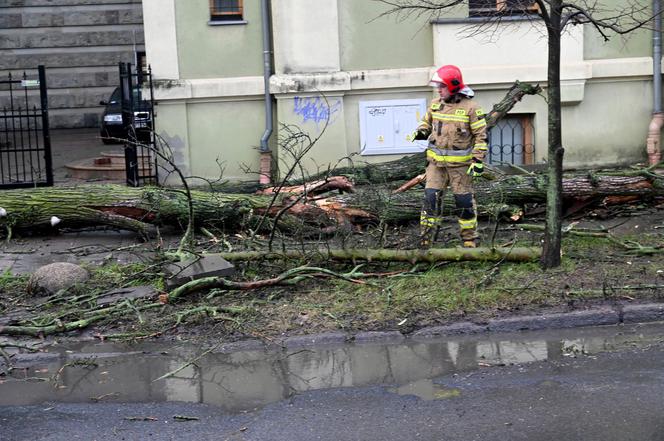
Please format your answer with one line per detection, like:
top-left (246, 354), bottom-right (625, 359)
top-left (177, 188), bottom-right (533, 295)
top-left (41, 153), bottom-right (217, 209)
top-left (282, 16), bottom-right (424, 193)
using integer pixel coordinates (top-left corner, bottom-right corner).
top-left (119, 62), bottom-right (158, 187)
top-left (0, 65), bottom-right (53, 189)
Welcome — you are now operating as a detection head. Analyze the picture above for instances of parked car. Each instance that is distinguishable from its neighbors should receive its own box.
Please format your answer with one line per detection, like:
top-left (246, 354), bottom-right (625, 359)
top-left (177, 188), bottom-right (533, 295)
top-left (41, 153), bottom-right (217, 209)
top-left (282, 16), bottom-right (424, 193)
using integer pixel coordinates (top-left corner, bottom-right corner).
top-left (99, 86), bottom-right (152, 144)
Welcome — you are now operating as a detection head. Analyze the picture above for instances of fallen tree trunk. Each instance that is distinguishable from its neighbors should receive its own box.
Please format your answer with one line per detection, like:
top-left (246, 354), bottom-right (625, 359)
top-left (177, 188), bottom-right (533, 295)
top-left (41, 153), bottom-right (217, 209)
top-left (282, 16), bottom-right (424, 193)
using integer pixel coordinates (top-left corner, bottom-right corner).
top-left (0, 171), bottom-right (661, 234)
top-left (211, 247), bottom-right (542, 263)
top-left (333, 172), bottom-right (664, 224)
top-left (0, 185), bottom-right (276, 236)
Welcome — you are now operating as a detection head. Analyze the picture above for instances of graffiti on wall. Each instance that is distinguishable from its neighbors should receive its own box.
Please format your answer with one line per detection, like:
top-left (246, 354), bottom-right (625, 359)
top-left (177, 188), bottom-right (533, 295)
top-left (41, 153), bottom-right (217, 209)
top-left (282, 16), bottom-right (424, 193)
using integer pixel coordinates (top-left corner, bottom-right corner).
top-left (293, 96), bottom-right (342, 129)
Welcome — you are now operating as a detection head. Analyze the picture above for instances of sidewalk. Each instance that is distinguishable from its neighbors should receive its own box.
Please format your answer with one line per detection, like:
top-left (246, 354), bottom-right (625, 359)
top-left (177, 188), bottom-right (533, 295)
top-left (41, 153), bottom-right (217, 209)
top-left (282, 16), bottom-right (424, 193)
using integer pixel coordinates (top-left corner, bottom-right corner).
top-left (1, 231), bottom-right (151, 275)
top-left (49, 128), bottom-right (123, 185)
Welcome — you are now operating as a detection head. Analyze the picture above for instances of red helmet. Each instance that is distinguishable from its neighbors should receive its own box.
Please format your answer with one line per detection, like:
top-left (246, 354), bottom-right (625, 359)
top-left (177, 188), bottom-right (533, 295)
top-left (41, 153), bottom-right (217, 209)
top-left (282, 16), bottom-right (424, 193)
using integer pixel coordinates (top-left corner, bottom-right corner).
top-left (430, 65), bottom-right (465, 94)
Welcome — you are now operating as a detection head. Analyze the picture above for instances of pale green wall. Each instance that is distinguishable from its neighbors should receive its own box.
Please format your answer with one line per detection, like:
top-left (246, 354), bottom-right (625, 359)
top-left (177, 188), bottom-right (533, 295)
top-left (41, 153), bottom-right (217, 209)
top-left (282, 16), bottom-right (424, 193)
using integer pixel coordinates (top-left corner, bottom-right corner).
top-left (338, 0), bottom-right (433, 71)
top-left (584, 26), bottom-right (650, 59)
top-left (561, 80), bottom-right (651, 166)
top-left (175, 0), bottom-right (263, 79)
top-left (275, 95), bottom-right (349, 177)
top-left (187, 100), bottom-right (265, 181)
top-left (153, 101), bottom-right (192, 185)
top-left (583, 0), bottom-right (651, 59)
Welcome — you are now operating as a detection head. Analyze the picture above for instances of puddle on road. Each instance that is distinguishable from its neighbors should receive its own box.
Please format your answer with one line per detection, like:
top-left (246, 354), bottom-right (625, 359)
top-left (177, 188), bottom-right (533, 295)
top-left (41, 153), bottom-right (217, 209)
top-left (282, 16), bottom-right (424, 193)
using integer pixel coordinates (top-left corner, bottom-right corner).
top-left (2, 323), bottom-right (664, 412)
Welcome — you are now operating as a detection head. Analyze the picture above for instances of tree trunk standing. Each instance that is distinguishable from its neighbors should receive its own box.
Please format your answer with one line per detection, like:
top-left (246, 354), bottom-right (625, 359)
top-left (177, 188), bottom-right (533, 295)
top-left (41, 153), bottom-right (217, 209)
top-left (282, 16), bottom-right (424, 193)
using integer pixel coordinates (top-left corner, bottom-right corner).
top-left (541, 1), bottom-right (565, 269)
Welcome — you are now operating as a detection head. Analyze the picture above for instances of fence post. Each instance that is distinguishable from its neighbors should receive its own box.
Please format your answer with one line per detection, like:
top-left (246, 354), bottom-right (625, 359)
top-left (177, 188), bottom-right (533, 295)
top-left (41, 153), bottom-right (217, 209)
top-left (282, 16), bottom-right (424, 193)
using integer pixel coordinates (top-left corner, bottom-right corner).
top-left (38, 65), bottom-right (53, 186)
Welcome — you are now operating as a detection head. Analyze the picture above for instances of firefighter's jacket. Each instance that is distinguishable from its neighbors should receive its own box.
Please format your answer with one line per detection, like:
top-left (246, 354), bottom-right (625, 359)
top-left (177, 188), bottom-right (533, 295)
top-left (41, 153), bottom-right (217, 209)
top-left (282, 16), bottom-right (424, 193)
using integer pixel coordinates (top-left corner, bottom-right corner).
top-left (417, 95), bottom-right (488, 167)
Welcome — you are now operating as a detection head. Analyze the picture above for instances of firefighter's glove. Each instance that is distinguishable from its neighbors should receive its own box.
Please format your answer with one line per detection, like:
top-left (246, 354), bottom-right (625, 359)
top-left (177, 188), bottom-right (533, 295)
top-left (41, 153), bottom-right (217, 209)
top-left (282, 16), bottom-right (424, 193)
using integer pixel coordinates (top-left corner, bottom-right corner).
top-left (466, 160), bottom-right (484, 177)
top-left (407, 129), bottom-right (429, 142)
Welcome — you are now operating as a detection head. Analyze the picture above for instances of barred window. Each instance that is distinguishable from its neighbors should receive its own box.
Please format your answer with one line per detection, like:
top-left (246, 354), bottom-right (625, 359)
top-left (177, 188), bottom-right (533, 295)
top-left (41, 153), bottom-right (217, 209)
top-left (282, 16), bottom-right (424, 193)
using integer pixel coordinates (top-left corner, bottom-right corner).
top-left (486, 115), bottom-right (535, 165)
top-left (469, 0), bottom-right (539, 17)
top-left (210, 0), bottom-right (243, 22)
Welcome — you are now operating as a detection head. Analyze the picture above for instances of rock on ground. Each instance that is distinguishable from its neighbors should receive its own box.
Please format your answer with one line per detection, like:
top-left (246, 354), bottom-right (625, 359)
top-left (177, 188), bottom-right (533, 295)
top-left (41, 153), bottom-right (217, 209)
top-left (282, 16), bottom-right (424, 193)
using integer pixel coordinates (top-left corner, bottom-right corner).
top-left (28, 262), bottom-right (90, 295)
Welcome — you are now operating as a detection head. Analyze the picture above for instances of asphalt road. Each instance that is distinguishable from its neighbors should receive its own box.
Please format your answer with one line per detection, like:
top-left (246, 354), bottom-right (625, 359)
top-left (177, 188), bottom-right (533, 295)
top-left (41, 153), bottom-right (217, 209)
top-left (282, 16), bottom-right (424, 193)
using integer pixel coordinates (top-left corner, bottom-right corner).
top-left (3, 341), bottom-right (664, 441)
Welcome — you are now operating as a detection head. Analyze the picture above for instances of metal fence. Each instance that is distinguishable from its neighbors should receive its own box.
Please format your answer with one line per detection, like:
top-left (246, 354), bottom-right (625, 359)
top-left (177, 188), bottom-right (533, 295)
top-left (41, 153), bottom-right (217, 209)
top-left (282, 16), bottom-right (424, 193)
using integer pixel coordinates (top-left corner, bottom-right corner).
top-left (486, 115), bottom-right (535, 166)
top-left (0, 66), bottom-right (53, 189)
top-left (119, 62), bottom-right (158, 187)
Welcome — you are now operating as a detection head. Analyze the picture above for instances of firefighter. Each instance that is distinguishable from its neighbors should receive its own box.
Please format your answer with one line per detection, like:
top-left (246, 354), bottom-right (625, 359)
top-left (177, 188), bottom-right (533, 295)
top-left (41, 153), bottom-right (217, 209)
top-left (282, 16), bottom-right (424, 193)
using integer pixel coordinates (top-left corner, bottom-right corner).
top-left (409, 65), bottom-right (488, 248)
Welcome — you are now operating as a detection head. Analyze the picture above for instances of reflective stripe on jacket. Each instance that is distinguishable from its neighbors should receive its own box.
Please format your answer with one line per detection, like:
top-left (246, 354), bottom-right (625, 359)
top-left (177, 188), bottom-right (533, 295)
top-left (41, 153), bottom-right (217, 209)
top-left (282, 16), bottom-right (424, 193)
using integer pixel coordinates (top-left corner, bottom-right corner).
top-left (417, 95), bottom-right (488, 166)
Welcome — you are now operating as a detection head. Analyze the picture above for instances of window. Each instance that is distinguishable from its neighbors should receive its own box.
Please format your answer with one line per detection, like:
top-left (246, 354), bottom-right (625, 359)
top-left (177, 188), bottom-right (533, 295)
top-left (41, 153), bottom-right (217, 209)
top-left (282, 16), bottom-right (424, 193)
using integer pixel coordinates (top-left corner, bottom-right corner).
top-left (209, 0), bottom-right (243, 22)
top-left (486, 115), bottom-right (535, 165)
top-left (469, 0), bottom-right (539, 17)
top-left (135, 51), bottom-right (147, 74)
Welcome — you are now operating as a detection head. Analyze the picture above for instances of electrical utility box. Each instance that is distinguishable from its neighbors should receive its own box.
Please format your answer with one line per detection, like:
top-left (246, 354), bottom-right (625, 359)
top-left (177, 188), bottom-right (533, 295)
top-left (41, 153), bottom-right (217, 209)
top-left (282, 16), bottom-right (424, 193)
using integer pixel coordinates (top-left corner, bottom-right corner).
top-left (359, 99), bottom-right (427, 155)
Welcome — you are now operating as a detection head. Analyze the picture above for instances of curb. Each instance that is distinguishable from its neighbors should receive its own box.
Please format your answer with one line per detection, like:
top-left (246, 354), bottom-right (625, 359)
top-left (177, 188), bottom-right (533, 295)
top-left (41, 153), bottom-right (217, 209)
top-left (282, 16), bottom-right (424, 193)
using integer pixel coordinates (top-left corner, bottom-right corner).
top-left (260, 303), bottom-right (664, 349)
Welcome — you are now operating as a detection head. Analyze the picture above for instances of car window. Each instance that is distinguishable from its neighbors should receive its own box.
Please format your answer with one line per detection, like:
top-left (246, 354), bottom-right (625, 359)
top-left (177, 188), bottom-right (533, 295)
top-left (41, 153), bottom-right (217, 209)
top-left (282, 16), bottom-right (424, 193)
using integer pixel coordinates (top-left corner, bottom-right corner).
top-left (109, 87), bottom-right (121, 104)
top-left (108, 87), bottom-right (146, 105)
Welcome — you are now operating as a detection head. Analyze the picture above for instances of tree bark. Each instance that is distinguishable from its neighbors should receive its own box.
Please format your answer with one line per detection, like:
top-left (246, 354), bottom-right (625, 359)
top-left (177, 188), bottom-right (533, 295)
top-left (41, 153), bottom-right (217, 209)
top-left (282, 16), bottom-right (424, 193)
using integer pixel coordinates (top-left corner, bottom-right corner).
top-left (542, 1), bottom-right (565, 269)
top-left (0, 171), bottom-right (661, 235)
top-left (211, 247), bottom-right (543, 264)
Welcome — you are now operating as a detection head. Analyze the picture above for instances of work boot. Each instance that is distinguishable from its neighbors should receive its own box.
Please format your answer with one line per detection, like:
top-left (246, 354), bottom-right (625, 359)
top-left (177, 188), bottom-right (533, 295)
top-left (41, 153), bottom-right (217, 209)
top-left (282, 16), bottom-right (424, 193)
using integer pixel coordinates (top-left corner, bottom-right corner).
top-left (462, 239), bottom-right (478, 248)
top-left (419, 226), bottom-right (434, 249)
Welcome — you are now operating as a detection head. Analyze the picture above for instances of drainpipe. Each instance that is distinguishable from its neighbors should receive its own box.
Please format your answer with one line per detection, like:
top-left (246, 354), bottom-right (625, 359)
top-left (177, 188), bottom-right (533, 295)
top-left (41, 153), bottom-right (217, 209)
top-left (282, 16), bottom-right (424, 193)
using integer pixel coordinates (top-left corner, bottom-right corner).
top-left (259, 0), bottom-right (274, 184)
top-left (647, 0), bottom-right (663, 165)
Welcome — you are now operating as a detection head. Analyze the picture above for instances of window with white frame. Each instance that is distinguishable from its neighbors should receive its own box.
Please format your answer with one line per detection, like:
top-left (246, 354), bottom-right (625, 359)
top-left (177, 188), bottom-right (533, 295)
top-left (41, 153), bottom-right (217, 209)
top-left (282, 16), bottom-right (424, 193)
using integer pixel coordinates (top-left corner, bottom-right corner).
top-left (209, 0), bottom-right (243, 22)
top-left (359, 99), bottom-right (428, 156)
top-left (469, 0), bottom-right (539, 17)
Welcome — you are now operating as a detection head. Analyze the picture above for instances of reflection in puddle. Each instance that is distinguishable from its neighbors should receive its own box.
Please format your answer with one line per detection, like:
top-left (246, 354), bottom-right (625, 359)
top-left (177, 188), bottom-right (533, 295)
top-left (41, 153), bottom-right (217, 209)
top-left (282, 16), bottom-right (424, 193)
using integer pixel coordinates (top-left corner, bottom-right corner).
top-left (1, 323), bottom-right (663, 412)
top-left (390, 379), bottom-right (462, 401)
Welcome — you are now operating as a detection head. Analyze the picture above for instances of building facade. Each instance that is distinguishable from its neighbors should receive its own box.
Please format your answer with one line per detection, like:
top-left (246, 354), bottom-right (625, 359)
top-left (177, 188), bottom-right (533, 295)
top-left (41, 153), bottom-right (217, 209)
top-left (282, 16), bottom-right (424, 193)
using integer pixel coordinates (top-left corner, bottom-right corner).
top-left (0, 0), bottom-right (145, 129)
top-left (143, 0), bottom-right (658, 183)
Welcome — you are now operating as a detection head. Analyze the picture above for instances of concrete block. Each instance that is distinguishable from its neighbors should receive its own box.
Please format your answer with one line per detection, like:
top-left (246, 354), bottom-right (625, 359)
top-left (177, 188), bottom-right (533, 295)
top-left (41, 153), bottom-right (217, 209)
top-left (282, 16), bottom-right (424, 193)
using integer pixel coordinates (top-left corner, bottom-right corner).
top-left (7, 0), bottom-right (132, 5)
top-left (165, 255), bottom-right (235, 288)
top-left (622, 304), bottom-right (664, 324)
top-left (487, 309), bottom-right (620, 333)
top-left (412, 322), bottom-right (487, 339)
top-left (0, 15), bottom-right (22, 29)
top-left (353, 331), bottom-right (405, 344)
top-left (2, 30), bottom-right (145, 50)
top-left (5, 50), bottom-right (137, 70)
top-left (281, 332), bottom-right (348, 348)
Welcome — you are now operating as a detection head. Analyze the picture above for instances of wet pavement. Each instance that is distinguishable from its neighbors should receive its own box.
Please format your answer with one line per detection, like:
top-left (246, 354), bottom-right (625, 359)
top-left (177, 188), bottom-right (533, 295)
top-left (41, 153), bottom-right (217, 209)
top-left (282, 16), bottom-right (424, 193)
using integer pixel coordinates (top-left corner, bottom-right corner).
top-left (50, 128), bottom-right (120, 185)
top-left (0, 231), bottom-right (154, 275)
top-left (2, 322), bottom-right (664, 440)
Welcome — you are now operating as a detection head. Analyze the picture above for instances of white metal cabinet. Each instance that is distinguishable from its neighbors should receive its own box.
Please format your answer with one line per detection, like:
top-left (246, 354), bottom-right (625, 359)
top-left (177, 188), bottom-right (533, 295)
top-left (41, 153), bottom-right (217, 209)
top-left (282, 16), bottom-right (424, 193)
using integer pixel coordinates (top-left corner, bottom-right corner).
top-left (359, 99), bottom-right (427, 155)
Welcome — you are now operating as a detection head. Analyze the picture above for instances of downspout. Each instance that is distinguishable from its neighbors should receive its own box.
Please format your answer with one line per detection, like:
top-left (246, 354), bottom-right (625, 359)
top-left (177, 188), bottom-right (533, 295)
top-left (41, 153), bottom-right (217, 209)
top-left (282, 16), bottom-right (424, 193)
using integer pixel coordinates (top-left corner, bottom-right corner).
top-left (259, 0), bottom-right (274, 184)
top-left (647, 0), bottom-right (663, 165)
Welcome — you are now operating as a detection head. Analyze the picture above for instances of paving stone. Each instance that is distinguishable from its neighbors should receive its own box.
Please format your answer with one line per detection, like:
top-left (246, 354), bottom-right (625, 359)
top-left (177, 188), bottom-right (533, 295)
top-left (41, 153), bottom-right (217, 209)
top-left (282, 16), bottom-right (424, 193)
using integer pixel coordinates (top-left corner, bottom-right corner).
top-left (165, 255), bottom-right (235, 288)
